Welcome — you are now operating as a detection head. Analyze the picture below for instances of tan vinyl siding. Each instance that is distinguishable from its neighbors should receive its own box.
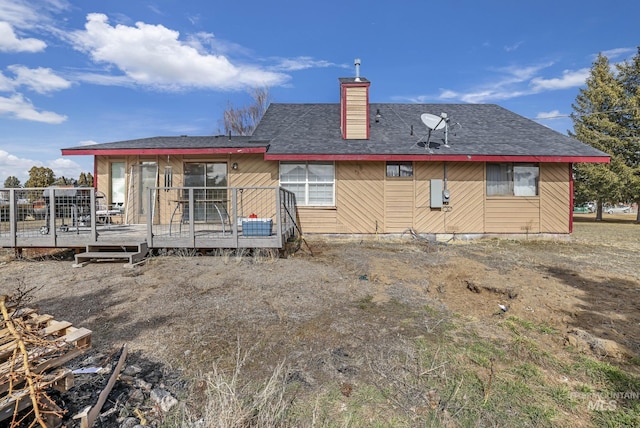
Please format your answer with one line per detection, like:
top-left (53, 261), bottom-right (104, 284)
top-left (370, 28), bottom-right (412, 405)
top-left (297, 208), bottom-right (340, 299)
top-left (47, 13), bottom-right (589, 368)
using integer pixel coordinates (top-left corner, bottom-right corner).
top-left (540, 163), bottom-right (570, 233)
top-left (296, 207), bottom-right (338, 233)
top-left (344, 87), bottom-right (368, 139)
top-left (229, 154), bottom-right (278, 188)
top-left (96, 156), bottom-right (109, 195)
top-left (336, 162), bottom-right (384, 233)
top-left (94, 156), bottom-right (571, 235)
top-left (384, 178), bottom-right (414, 233)
top-left (414, 162), bottom-right (444, 233)
top-left (485, 197), bottom-right (540, 233)
top-left (445, 162), bottom-right (484, 233)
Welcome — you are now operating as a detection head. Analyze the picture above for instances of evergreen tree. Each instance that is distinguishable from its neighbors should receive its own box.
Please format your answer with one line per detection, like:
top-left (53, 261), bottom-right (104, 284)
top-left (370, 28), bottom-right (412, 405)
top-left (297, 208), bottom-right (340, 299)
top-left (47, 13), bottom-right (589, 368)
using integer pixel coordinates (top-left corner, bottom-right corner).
top-left (78, 172), bottom-right (88, 186)
top-left (616, 47), bottom-right (640, 222)
top-left (24, 166), bottom-right (55, 188)
top-left (570, 54), bottom-right (629, 220)
top-left (3, 176), bottom-right (21, 188)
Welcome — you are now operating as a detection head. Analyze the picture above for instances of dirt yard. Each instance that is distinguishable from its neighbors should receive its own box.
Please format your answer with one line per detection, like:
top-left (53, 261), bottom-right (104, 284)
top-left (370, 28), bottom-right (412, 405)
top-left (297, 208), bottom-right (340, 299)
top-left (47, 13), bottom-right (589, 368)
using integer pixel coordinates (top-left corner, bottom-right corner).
top-left (1, 214), bottom-right (639, 427)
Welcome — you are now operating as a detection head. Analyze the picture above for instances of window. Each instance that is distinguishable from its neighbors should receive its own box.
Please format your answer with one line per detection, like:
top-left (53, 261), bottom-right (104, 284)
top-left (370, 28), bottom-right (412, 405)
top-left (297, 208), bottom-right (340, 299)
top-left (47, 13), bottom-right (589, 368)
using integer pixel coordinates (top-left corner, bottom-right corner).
top-left (386, 161), bottom-right (413, 177)
top-left (486, 163), bottom-right (539, 196)
top-left (110, 162), bottom-right (125, 211)
top-left (280, 162), bottom-right (335, 206)
top-left (183, 162), bottom-right (228, 222)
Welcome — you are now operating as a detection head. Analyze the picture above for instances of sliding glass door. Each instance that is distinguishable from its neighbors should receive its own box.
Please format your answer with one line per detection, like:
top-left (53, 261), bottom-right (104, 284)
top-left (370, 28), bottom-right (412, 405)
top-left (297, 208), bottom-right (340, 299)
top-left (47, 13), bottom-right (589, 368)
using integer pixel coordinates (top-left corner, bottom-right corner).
top-left (183, 162), bottom-right (227, 222)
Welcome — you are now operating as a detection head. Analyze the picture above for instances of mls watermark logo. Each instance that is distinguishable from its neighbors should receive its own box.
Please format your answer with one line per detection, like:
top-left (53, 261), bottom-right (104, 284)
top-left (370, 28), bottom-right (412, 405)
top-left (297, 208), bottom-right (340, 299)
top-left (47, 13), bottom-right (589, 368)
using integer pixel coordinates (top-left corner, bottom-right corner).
top-left (586, 399), bottom-right (617, 412)
top-left (570, 390), bottom-right (639, 412)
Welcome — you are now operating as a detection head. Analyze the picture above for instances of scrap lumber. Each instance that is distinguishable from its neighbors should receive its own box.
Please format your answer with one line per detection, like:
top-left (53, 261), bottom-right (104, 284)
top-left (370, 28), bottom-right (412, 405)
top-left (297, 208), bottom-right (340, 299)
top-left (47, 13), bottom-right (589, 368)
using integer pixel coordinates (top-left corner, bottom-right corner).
top-left (73, 344), bottom-right (128, 428)
top-left (0, 296), bottom-right (92, 426)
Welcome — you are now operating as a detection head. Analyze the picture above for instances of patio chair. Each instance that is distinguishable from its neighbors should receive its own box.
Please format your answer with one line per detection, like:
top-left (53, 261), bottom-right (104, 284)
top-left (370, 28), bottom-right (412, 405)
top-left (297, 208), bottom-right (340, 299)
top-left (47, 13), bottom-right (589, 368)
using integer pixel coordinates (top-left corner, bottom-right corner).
top-left (95, 191), bottom-right (123, 225)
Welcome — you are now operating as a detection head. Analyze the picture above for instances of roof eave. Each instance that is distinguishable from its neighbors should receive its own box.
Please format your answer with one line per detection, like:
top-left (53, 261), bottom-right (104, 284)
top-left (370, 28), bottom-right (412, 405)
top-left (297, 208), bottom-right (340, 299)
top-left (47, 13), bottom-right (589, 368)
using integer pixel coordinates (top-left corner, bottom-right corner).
top-left (61, 147), bottom-right (268, 156)
top-left (263, 153), bottom-right (611, 163)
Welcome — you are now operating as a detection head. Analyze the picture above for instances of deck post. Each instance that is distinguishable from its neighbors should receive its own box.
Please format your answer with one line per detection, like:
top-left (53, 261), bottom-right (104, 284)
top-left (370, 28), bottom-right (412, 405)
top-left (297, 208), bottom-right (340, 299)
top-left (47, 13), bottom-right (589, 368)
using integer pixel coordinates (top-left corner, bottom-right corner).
top-left (9, 189), bottom-right (16, 248)
top-left (90, 190), bottom-right (97, 242)
top-left (146, 188), bottom-right (153, 247)
top-left (50, 189), bottom-right (58, 247)
top-left (275, 188), bottom-right (283, 246)
top-left (188, 188), bottom-right (195, 246)
top-left (231, 188), bottom-right (238, 249)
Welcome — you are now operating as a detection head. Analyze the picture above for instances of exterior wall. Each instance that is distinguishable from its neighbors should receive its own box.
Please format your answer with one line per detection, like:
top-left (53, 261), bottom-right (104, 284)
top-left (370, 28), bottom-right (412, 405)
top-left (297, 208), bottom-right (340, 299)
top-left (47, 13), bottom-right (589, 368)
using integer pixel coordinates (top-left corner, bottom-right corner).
top-left (485, 197), bottom-right (540, 233)
top-left (95, 156), bottom-right (573, 235)
top-left (336, 161), bottom-right (384, 233)
top-left (440, 162), bottom-right (485, 234)
top-left (342, 86), bottom-right (368, 139)
top-left (539, 163), bottom-right (571, 233)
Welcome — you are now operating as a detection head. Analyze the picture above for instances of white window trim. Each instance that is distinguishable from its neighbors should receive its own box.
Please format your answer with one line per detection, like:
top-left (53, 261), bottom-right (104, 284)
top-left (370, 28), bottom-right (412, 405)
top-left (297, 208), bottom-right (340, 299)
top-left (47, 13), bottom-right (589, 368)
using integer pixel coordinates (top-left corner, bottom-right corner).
top-left (279, 161), bottom-right (335, 206)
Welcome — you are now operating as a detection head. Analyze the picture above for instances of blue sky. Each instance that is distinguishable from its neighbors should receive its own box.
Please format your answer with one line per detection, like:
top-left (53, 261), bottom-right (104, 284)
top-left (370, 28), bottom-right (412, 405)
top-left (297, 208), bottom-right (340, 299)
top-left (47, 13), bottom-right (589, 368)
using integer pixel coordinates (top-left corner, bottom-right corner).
top-left (1, 0), bottom-right (638, 184)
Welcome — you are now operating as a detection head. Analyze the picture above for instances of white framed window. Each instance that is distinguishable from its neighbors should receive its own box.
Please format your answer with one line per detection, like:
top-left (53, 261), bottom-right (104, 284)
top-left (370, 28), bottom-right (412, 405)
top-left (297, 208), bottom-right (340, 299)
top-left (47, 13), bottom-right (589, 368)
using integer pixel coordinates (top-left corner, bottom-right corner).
top-left (279, 162), bottom-right (335, 206)
top-left (487, 163), bottom-right (539, 196)
top-left (110, 162), bottom-right (125, 210)
top-left (386, 161), bottom-right (413, 177)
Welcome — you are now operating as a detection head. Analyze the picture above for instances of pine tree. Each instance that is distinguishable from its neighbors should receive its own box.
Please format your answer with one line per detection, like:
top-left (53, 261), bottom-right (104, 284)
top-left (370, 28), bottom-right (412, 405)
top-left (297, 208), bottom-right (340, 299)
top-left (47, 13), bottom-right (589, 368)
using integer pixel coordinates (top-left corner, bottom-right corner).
top-left (24, 167), bottom-right (55, 188)
top-left (3, 176), bottom-right (21, 188)
top-left (570, 54), bottom-right (628, 220)
top-left (616, 47), bottom-right (640, 222)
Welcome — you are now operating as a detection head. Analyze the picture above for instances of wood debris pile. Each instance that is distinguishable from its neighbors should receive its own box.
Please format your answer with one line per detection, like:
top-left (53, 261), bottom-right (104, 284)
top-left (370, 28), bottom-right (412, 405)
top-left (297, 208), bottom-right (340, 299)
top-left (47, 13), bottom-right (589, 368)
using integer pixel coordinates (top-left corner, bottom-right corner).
top-left (0, 295), bottom-right (91, 427)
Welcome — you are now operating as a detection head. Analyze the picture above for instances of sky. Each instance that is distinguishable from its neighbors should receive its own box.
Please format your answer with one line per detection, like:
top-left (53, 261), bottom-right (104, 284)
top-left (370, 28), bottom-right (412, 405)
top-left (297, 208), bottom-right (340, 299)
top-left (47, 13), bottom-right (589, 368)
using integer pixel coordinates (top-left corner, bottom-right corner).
top-left (1, 0), bottom-right (639, 184)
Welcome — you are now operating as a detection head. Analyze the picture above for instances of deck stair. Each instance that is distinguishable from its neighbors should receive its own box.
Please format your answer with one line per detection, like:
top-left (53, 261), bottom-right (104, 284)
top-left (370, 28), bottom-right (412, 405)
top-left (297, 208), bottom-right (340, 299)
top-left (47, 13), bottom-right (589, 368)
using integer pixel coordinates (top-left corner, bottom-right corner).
top-left (73, 242), bottom-right (148, 267)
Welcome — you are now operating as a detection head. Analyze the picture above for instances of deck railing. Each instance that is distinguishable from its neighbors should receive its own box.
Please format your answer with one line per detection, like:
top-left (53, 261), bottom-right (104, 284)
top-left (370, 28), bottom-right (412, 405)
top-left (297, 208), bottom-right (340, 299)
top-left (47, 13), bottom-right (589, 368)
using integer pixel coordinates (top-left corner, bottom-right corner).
top-left (0, 187), bottom-right (298, 250)
top-left (147, 186), bottom-right (298, 249)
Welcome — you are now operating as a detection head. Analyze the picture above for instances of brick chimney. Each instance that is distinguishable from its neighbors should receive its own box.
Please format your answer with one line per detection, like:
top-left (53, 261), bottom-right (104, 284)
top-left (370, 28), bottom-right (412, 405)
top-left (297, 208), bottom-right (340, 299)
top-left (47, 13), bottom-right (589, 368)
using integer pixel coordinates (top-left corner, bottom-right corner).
top-left (340, 59), bottom-right (370, 140)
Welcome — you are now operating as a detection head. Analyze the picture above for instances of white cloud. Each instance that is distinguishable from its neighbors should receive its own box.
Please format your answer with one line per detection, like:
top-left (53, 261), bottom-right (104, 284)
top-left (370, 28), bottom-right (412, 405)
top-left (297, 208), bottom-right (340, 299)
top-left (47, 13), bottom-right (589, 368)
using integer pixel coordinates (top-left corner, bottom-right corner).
top-left (7, 65), bottom-right (71, 94)
top-left (68, 13), bottom-right (290, 91)
top-left (436, 63), bottom-right (552, 103)
top-left (535, 110), bottom-right (564, 120)
top-left (0, 93), bottom-right (67, 123)
top-left (0, 149), bottom-right (86, 183)
top-left (79, 140), bottom-right (98, 146)
top-left (530, 68), bottom-right (589, 91)
top-left (0, 21), bottom-right (46, 52)
top-left (504, 41), bottom-right (523, 52)
top-left (47, 157), bottom-right (84, 178)
top-left (600, 47), bottom-right (635, 61)
top-left (400, 60), bottom-right (592, 104)
top-left (0, 149), bottom-right (41, 182)
top-left (271, 57), bottom-right (342, 72)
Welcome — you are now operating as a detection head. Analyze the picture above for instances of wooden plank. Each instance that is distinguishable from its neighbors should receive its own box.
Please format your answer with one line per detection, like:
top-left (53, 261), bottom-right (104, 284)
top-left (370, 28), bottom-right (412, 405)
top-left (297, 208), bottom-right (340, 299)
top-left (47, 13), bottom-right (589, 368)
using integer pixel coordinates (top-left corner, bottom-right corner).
top-left (41, 320), bottom-right (73, 336)
top-left (63, 327), bottom-right (92, 348)
top-left (0, 367), bottom-right (72, 422)
top-left (74, 344), bottom-right (127, 428)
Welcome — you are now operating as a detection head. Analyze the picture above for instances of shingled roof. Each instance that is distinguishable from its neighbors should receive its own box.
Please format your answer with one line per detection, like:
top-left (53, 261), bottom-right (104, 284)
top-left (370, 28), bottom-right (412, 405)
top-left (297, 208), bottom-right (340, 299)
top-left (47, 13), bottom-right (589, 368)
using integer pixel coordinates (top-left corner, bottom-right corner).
top-left (61, 96), bottom-right (608, 163)
top-left (253, 103), bottom-right (609, 162)
top-left (61, 135), bottom-right (269, 156)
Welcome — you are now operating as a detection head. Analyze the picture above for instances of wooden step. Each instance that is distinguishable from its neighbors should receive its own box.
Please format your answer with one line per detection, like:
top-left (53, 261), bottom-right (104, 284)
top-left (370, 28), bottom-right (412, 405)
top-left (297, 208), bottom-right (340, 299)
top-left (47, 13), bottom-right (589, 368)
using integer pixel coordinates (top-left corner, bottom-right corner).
top-left (73, 242), bottom-right (148, 267)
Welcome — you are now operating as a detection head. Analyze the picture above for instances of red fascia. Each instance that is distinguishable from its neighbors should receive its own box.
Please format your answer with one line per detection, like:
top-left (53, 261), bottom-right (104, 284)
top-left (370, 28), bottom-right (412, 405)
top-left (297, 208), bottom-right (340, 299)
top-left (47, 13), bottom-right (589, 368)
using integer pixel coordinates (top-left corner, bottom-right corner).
top-left (61, 147), bottom-right (267, 156)
top-left (263, 153), bottom-right (610, 163)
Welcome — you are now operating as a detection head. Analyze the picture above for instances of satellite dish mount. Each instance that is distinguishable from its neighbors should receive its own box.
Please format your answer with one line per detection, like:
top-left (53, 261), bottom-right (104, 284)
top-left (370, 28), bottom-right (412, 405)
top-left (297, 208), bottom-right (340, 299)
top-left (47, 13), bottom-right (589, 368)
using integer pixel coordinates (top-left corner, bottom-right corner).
top-left (420, 112), bottom-right (451, 149)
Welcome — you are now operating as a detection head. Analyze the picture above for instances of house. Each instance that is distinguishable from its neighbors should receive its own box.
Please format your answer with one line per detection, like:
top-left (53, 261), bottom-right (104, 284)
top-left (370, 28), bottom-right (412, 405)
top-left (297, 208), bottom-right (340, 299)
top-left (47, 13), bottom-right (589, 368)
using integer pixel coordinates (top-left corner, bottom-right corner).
top-left (61, 72), bottom-right (610, 238)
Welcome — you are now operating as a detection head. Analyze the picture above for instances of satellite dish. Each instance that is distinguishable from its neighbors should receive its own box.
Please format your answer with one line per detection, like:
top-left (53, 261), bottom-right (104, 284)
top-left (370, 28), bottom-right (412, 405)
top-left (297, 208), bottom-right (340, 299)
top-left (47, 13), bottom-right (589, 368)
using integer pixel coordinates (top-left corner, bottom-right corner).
top-left (421, 113), bottom-right (446, 131)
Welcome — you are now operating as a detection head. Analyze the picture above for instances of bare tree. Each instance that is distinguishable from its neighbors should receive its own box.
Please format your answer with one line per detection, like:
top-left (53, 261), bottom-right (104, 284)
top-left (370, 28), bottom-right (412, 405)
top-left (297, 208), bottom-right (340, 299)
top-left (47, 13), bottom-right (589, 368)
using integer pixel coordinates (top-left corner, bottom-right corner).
top-left (222, 87), bottom-right (271, 136)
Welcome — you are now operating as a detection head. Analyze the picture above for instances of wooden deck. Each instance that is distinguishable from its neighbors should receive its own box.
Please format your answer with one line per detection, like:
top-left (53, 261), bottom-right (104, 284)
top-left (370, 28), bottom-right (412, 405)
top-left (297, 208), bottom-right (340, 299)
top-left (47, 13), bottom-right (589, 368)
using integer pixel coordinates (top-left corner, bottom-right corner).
top-left (0, 186), bottom-right (299, 250)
